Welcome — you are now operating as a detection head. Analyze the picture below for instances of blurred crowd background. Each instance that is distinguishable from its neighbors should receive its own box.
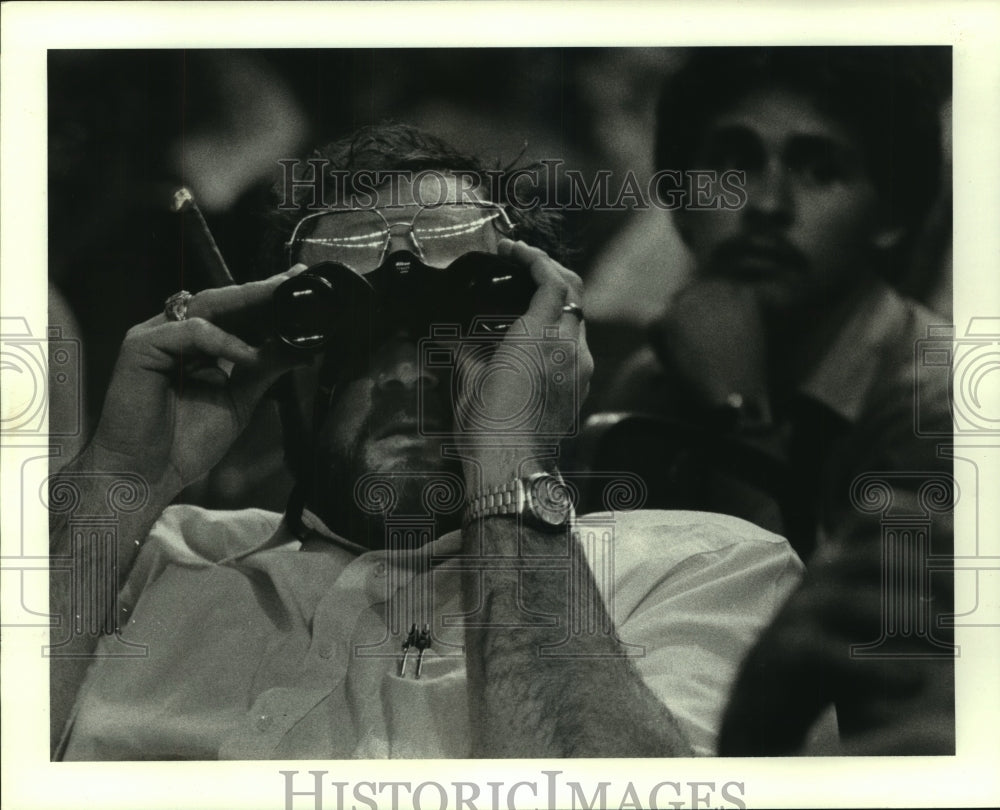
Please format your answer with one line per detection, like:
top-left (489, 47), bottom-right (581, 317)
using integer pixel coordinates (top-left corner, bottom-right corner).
top-left (47, 48), bottom-right (953, 511)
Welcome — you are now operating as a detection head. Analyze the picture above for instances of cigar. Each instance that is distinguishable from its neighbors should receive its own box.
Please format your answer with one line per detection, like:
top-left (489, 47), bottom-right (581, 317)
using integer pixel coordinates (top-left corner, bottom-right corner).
top-left (171, 187), bottom-right (236, 287)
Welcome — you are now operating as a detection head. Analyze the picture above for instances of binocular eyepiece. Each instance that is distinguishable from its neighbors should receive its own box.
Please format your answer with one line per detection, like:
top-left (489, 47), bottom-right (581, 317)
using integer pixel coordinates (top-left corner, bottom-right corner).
top-left (272, 251), bottom-right (535, 351)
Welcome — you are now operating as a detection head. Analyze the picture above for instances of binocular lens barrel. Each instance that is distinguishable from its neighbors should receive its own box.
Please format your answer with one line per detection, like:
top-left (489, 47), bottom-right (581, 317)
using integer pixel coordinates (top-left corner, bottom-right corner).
top-left (272, 252), bottom-right (534, 352)
top-left (273, 274), bottom-right (339, 349)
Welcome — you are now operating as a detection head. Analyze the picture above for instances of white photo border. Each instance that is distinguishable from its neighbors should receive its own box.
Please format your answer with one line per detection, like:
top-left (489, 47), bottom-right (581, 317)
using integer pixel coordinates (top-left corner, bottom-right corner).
top-left (2, 2), bottom-right (998, 809)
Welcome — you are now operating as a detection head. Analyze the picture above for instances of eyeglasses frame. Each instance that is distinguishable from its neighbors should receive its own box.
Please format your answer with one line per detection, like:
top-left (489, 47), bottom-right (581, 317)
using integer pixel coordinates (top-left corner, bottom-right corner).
top-left (285, 200), bottom-right (517, 272)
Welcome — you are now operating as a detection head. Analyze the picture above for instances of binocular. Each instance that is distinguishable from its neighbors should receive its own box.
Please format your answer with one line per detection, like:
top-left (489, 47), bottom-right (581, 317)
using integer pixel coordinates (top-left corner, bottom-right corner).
top-left (272, 251), bottom-right (535, 351)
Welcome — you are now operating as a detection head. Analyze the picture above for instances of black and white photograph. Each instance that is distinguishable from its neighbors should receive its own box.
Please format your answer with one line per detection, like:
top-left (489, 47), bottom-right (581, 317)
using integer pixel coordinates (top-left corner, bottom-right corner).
top-left (2, 3), bottom-right (998, 809)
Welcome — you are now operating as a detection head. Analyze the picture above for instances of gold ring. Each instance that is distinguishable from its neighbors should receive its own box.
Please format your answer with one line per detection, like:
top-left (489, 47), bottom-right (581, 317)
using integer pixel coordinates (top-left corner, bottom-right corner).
top-left (164, 290), bottom-right (193, 322)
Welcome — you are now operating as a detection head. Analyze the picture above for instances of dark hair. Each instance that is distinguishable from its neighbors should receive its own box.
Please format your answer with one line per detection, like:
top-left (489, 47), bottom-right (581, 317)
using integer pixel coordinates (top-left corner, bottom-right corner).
top-left (655, 46), bottom-right (949, 279)
top-left (257, 122), bottom-right (566, 278)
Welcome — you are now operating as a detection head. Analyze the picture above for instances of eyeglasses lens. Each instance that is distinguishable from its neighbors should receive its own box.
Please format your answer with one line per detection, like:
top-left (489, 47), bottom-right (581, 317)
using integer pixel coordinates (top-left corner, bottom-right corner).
top-left (411, 206), bottom-right (503, 267)
top-left (290, 205), bottom-right (504, 274)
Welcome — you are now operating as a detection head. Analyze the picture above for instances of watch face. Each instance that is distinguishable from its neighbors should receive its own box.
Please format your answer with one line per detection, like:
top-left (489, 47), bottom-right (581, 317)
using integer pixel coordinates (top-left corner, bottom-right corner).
top-left (529, 473), bottom-right (573, 528)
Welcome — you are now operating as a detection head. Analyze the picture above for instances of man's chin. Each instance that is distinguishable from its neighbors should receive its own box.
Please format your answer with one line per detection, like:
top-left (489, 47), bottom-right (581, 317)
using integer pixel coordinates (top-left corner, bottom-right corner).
top-left (307, 437), bottom-right (463, 544)
top-left (353, 439), bottom-right (463, 531)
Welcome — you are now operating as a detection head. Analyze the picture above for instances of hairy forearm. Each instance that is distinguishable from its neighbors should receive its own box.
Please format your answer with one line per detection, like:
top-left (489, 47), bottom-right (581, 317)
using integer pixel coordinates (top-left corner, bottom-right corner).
top-left (461, 516), bottom-right (693, 758)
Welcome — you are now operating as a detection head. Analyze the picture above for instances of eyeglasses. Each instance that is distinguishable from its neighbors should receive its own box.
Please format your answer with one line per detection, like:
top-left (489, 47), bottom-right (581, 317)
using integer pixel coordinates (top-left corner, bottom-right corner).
top-left (286, 201), bottom-right (516, 274)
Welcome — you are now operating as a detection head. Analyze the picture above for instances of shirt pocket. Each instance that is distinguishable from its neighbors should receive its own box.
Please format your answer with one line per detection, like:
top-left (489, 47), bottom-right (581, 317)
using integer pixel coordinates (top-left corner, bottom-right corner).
top-left (379, 650), bottom-right (469, 758)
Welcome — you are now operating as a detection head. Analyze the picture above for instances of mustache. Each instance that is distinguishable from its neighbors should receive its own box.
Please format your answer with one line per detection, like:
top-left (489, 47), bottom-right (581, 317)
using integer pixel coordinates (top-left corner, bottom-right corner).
top-left (361, 384), bottom-right (452, 439)
top-left (708, 232), bottom-right (807, 274)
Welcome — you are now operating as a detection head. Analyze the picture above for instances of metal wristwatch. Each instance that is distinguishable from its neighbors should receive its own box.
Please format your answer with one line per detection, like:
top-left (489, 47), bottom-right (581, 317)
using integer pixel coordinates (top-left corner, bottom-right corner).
top-left (464, 471), bottom-right (573, 530)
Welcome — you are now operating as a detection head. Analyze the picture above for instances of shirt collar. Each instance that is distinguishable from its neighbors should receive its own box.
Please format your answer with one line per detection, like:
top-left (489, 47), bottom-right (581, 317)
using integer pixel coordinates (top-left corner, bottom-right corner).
top-left (299, 506), bottom-right (464, 562)
top-left (797, 279), bottom-right (909, 424)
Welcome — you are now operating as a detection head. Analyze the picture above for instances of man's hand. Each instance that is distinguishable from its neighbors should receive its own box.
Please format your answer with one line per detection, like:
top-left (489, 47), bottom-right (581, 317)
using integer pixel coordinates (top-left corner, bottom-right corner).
top-left (452, 246), bottom-right (691, 757)
top-left (49, 266), bottom-right (313, 755)
top-left (454, 239), bottom-right (593, 487)
top-left (650, 279), bottom-right (771, 417)
top-left (88, 265), bottom-right (309, 500)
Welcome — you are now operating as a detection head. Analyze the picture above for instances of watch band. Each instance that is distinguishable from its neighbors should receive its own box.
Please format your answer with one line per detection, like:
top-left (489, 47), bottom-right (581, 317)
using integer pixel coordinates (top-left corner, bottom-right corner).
top-left (463, 472), bottom-right (574, 529)
top-left (464, 478), bottom-right (525, 524)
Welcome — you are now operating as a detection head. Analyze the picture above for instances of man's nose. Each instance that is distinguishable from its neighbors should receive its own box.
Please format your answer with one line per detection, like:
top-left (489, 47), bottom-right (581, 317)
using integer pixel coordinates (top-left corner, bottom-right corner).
top-left (744, 159), bottom-right (793, 227)
top-left (374, 337), bottom-right (440, 392)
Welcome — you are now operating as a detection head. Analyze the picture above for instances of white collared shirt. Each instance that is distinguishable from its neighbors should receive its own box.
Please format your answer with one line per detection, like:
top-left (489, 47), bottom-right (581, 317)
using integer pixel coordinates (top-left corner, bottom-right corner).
top-left (60, 504), bottom-right (802, 759)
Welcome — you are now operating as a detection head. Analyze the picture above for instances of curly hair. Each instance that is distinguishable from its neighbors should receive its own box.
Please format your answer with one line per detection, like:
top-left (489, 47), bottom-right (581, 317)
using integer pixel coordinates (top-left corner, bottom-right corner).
top-left (256, 123), bottom-right (567, 278)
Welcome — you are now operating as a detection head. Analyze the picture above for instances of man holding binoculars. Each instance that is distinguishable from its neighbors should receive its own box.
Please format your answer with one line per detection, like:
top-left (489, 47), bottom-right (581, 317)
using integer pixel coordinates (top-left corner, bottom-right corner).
top-left (49, 125), bottom-right (801, 760)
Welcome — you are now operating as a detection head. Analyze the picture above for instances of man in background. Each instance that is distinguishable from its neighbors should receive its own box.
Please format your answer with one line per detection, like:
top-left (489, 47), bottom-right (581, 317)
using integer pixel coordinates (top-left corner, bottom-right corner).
top-left (602, 47), bottom-right (954, 754)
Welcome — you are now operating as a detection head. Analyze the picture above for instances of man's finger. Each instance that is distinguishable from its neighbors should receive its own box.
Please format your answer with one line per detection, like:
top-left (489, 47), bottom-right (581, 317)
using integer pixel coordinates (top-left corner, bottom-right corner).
top-left (184, 263), bottom-right (309, 323)
top-left (148, 264), bottom-right (309, 330)
top-left (138, 317), bottom-right (260, 368)
top-left (498, 239), bottom-right (575, 329)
